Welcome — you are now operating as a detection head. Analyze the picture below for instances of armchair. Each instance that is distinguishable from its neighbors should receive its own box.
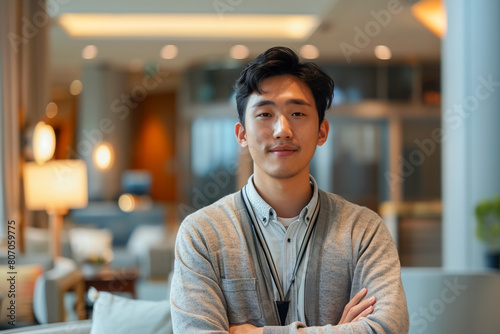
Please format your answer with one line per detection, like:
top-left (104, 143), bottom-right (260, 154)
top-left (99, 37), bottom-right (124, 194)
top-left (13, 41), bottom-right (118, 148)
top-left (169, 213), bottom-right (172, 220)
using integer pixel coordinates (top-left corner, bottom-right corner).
top-left (33, 257), bottom-right (86, 324)
top-left (0, 254), bottom-right (85, 328)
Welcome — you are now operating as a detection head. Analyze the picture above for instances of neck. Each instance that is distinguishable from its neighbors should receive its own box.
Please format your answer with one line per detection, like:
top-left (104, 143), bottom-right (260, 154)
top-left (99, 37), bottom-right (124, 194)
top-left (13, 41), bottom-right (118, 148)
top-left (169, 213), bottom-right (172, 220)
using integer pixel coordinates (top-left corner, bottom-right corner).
top-left (253, 168), bottom-right (312, 218)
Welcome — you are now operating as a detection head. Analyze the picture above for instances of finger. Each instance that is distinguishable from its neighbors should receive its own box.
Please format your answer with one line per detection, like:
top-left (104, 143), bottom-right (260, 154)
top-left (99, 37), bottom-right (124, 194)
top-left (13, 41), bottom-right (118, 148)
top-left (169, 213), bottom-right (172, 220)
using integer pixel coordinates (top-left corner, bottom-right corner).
top-left (339, 288), bottom-right (368, 323)
top-left (350, 288), bottom-right (368, 306)
top-left (343, 288), bottom-right (368, 314)
top-left (353, 305), bottom-right (374, 322)
top-left (344, 296), bottom-right (377, 323)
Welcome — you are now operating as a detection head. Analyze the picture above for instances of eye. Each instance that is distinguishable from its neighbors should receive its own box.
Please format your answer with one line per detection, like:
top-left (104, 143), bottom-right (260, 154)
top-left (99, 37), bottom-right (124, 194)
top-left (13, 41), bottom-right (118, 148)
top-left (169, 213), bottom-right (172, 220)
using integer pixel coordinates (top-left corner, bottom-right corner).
top-left (291, 112), bottom-right (306, 116)
top-left (257, 112), bottom-right (272, 117)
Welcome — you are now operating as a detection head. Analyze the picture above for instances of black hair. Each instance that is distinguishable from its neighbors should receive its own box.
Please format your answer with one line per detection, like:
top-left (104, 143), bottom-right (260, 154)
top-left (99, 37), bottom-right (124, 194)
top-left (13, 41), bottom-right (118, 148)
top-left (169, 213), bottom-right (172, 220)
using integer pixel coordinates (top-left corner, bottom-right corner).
top-left (234, 46), bottom-right (334, 127)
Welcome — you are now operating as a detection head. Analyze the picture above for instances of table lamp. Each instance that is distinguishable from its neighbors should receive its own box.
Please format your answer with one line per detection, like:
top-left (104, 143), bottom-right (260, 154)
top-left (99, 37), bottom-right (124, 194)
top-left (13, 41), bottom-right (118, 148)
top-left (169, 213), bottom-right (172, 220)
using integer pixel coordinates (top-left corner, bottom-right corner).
top-left (23, 159), bottom-right (88, 257)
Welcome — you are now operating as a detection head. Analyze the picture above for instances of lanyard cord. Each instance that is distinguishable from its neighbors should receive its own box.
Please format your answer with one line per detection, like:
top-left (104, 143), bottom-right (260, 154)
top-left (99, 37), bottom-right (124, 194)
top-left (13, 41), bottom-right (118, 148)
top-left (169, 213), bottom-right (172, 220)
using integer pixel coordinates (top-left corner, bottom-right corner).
top-left (241, 187), bottom-right (320, 303)
top-left (242, 188), bottom-right (285, 300)
top-left (284, 199), bottom-right (319, 301)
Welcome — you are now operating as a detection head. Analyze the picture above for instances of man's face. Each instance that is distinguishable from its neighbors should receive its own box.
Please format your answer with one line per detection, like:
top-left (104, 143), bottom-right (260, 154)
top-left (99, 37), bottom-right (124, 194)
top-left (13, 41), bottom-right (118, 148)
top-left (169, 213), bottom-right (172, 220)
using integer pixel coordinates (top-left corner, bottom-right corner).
top-left (235, 74), bottom-right (329, 181)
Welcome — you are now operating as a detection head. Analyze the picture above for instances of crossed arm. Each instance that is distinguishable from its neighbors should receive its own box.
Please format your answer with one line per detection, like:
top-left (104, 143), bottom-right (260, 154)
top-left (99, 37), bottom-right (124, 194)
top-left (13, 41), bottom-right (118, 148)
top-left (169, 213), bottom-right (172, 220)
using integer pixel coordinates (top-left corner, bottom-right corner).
top-left (230, 288), bottom-right (377, 334)
top-left (170, 212), bottom-right (409, 333)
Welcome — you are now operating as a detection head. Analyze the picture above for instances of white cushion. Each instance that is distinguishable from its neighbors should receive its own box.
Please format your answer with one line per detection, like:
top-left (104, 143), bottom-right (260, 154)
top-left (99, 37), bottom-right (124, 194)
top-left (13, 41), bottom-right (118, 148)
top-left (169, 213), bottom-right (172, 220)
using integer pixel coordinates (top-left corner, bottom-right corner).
top-left (89, 291), bottom-right (172, 334)
top-left (126, 225), bottom-right (165, 256)
top-left (69, 228), bottom-right (113, 264)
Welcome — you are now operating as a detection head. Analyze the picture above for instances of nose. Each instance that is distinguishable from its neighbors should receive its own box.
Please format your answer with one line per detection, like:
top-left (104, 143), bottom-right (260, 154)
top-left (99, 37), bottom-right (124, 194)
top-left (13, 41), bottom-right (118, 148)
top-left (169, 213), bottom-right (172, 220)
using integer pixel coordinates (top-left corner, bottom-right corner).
top-left (273, 114), bottom-right (292, 139)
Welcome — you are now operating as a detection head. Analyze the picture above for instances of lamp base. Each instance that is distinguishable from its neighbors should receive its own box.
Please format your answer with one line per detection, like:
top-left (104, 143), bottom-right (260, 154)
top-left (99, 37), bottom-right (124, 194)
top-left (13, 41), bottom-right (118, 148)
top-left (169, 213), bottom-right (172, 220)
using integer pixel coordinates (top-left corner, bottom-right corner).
top-left (47, 209), bottom-right (67, 258)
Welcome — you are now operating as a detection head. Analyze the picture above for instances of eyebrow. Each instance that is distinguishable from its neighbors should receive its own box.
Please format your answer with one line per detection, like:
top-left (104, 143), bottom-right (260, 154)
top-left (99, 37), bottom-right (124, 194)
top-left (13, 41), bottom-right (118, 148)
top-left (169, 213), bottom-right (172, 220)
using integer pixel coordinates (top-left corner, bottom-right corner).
top-left (251, 98), bottom-right (312, 108)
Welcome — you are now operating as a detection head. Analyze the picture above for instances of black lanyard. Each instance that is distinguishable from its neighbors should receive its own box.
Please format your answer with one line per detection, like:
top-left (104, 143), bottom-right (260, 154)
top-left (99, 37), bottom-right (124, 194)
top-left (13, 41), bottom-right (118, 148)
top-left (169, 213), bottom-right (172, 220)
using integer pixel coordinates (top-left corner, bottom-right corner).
top-left (241, 187), bottom-right (320, 325)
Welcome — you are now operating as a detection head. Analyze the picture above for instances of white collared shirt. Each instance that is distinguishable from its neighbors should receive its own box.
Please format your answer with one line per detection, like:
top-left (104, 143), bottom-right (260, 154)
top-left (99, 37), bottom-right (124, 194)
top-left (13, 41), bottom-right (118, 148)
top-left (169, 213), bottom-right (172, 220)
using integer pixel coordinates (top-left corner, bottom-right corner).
top-left (245, 174), bottom-right (319, 324)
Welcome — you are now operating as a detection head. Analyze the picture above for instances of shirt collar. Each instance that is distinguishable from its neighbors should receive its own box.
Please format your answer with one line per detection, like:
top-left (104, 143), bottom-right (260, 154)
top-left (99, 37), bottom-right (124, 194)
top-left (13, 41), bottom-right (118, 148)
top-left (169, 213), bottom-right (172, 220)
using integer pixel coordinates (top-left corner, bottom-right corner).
top-left (245, 174), bottom-right (319, 227)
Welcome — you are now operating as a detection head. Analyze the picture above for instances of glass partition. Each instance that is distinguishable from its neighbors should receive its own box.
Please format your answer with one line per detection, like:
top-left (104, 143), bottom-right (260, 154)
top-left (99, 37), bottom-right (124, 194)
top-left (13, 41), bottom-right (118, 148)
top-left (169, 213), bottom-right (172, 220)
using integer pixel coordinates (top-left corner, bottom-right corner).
top-left (189, 117), bottom-right (239, 210)
top-left (311, 117), bottom-right (389, 212)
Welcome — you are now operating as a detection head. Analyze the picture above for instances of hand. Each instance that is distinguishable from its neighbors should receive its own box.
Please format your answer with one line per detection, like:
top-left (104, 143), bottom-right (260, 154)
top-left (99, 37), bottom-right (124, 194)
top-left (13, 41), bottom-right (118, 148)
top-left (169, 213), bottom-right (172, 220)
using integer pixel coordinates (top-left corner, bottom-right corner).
top-left (229, 324), bottom-right (264, 334)
top-left (337, 288), bottom-right (376, 325)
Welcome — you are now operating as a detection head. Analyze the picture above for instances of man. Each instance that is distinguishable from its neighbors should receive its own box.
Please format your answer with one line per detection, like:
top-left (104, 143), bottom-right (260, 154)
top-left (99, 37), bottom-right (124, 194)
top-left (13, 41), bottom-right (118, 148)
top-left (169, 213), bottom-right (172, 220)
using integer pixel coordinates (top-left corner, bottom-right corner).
top-left (170, 47), bottom-right (409, 333)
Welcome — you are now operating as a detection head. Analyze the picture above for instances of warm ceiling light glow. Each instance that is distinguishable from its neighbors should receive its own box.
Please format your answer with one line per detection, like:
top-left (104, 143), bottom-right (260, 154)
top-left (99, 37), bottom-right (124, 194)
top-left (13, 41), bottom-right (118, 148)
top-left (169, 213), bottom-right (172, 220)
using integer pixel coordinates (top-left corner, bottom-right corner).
top-left (300, 44), bottom-right (319, 59)
top-left (411, 0), bottom-right (446, 38)
top-left (70, 79), bottom-right (83, 95)
top-left (58, 14), bottom-right (320, 39)
top-left (93, 142), bottom-right (113, 170)
top-left (45, 102), bottom-right (58, 118)
top-left (160, 45), bottom-right (178, 60)
top-left (230, 45), bottom-right (249, 59)
top-left (374, 45), bottom-right (392, 60)
top-left (118, 194), bottom-right (135, 212)
top-left (82, 44), bottom-right (98, 59)
top-left (33, 121), bottom-right (56, 164)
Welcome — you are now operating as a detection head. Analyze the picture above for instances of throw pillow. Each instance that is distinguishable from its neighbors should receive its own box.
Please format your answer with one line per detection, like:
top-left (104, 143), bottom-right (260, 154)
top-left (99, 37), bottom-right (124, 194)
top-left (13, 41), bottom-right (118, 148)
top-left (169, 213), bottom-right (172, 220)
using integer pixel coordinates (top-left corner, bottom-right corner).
top-left (89, 290), bottom-right (172, 334)
top-left (69, 228), bottom-right (114, 264)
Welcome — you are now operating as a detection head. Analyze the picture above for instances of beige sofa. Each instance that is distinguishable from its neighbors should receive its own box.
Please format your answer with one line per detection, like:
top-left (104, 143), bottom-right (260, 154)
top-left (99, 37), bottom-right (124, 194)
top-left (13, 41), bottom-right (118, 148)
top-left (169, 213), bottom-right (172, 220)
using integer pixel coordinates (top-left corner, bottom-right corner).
top-left (5, 268), bottom-right (500, 333)
top-left (1, 320), bottom-right (92, 333)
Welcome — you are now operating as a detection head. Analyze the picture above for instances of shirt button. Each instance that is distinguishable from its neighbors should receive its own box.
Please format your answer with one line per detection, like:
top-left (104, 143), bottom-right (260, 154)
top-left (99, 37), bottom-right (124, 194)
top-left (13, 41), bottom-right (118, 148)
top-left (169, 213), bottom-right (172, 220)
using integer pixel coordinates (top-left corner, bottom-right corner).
top-left (287, 238), bottom-right (291, 243)
top-left (263, 217), bottom-right (267, 222)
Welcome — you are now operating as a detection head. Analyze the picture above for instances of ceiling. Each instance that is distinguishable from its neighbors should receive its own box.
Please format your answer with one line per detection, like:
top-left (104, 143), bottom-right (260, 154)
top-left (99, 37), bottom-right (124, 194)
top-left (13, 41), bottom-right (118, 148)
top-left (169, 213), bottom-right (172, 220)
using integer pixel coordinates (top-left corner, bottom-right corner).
top-left (49, 0), bottom-right (441, 88)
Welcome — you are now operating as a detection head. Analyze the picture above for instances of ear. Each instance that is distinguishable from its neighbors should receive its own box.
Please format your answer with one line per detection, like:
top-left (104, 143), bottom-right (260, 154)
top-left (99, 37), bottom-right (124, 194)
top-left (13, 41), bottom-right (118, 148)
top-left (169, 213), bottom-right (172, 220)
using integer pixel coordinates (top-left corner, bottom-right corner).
top-left (235, 122), bottom-right (248, 148)
top-left (317, 119), bottom-right (329, 146)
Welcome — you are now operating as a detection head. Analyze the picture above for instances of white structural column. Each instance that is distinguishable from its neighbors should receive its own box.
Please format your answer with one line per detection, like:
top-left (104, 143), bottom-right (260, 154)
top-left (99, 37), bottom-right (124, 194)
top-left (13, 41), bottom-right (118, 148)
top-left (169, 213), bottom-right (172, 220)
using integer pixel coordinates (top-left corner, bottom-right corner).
top-left (442, 0), bottom-right (500, 269)
top-left (77, 65), bottom-right (130, 201)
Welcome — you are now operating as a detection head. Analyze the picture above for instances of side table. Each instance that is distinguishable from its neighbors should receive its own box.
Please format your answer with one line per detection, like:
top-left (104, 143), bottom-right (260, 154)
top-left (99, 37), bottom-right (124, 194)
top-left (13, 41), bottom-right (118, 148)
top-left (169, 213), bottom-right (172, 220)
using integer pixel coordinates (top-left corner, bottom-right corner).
top-left (82, 265), bottom-right (139, 298)
top-left (81, 265), bottom-right (139, 318)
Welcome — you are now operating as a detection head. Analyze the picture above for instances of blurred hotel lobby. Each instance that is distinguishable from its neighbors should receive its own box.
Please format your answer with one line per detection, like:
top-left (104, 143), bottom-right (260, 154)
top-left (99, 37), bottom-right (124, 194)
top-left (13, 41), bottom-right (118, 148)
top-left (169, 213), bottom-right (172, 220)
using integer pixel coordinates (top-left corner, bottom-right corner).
top-left (0, 0), bottom-right (499, 333)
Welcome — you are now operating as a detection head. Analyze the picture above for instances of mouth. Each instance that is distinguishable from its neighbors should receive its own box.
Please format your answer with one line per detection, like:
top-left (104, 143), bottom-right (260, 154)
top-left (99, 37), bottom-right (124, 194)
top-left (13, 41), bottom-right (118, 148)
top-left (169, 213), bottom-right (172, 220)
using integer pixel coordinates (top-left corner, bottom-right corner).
top-left (268, 145), bottom-right (299, 157)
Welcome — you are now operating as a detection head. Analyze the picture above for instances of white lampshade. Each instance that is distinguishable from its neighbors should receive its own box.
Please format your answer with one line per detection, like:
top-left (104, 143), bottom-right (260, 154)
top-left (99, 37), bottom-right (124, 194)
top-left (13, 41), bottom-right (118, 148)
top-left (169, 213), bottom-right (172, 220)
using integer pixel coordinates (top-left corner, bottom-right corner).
top-left (24, 160), bottom-right (88, 212)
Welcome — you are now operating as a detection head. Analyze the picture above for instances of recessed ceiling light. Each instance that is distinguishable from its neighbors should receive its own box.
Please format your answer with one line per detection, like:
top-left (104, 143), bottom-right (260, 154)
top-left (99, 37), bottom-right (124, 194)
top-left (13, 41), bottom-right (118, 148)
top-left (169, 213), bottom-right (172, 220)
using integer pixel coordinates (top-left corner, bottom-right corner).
top-left (70, 80), bottom-right (82, 95)
top-left (82, 45), bottom-right (97, 59)
top-left (374, 45), bottom-right (392, 60)
top-left (230, 45), bottom-right (249, 59)
top-left (160, 45), bottom-right (178, 60)
top-left (58, 14), bottom-right (320, 40)
top-left (45, 102), bottom-right (58, 119)
top-left (300, 44), bottom-right (319, 59)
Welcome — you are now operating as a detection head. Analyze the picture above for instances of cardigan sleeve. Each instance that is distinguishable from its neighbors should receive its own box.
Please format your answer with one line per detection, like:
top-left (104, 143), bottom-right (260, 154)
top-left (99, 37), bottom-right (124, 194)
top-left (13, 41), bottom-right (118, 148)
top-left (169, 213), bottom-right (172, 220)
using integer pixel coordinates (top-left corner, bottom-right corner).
top-left (170, 219), bottom-right (230, 334)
